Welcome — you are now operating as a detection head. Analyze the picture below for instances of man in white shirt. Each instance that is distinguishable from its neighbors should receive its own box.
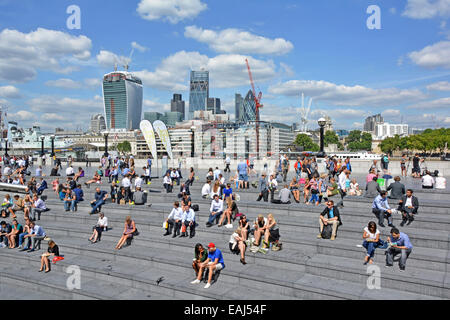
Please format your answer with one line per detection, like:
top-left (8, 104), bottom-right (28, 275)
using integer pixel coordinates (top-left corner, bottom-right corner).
top-left (213, 167), bottom-right (221, 181)
top-left (422, 171), bottom-right (434, 189)
top-left (163, 173), bottom-right (173, 193)
top-left (206, 195), bottom-right (223, 227)
top-left (134, 175), bottom-right (143, 189)
top-left (164, 201), bottom-right (183, 237)
top-left (181, 204), bottom-right (196, 238)
top-left (202, 180), bottom-right (211, 199)
top-left (435, 172), bottom-right (446, 189)
top-left (66, 166), bottom-right (75, 176)
top-left (122, 174), bottom-right (132, 203)
top-left (170, 169), bottom-right (180, 185)
top-left (224, 156), bottom-right (231, 173)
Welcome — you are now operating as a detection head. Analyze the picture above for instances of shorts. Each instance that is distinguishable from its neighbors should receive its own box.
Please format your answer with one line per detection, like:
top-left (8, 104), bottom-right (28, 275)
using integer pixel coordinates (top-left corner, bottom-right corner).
top-left (239, 174), bottom-right (249, 182)
top-left (249, 165), bottom-right (254, 169)
top-left (412, 167), bottom-right (420, 173)
top-left (208, 262), bottom-right (224, 271)
top-left (269, 229), bottom-right (280, 242)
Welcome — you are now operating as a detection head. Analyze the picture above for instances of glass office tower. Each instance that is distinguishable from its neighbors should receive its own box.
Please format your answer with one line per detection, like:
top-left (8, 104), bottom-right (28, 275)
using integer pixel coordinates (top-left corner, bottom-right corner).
top-left (188, 70), bottom-right (209, 120)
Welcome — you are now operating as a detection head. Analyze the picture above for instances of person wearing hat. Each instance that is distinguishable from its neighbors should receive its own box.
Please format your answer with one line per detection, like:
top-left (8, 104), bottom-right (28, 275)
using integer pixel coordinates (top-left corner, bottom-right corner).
top-left (256, 173), bottom-right (269, 202)
top-left (191, 242), bottom-right (225, 289)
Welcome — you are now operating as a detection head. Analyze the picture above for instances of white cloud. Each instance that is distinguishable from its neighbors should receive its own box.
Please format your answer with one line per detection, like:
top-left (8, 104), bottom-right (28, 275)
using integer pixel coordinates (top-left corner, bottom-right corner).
top-left (268, 80), bottom-right (426, 107)
top-left (131, 41), bottom-right (148, 53)
top-left (0, 85), bottom-right (20, 98)
top-left (389, 7), bottom-right (397, 14)
top-left (407, 97), bottom-right (450, 109)
top-left (444, 117), bottom-right (450, 123)
top-left (426, 81), bottom-right (450, 91)
top-left (0, 28), bottom-right (92, 82)
top-left (381, 109), bottom-right (401, 116)
top-left (84, 78), bottom-right (102, 88)
top-left (9, 110), bottom-right (36, 121)
top-left (96, 50), bottom-right (130, 68)
top-left (184, 26), bottom-right (293, 55)
top-left (28, 95), bottom-right (103, 114)
top-left (42, 113), bottom-right (66, 121)
top-left (134, 50), bottom-right (277, 91)
top-left (45, 78), bottom-right (83, 89)
top-left (137, 0), bottom-right (207, 24)
top-left (402, 0), bottom-right (450, 19)
top-left (143, 99), bottom-right (170, 112)
top-left (409, 41), bottom-right (450, 68)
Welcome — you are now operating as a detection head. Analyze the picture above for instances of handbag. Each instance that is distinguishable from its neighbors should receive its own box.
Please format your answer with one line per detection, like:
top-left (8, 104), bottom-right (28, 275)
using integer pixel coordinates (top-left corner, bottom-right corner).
top-left (52, 256), bottom-right (64, 264)
top-left (181, 224), bottom-right (187, 233)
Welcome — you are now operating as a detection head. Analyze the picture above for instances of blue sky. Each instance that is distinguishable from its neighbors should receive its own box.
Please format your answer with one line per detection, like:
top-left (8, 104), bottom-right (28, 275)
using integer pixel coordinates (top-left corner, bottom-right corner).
top-left (0, 0), bottom-right (449, 132)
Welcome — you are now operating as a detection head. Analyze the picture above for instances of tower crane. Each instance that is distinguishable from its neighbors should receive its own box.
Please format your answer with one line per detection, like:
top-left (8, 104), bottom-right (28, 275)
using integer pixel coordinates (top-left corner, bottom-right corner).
top-left (245, 59), bottom-right (263, 159)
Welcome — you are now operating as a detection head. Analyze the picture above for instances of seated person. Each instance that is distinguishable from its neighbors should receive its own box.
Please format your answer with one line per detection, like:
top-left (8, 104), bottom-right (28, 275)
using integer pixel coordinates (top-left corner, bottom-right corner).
top-left (317, 200), bottom-right (342, 240)
top-left (192, 243), bottom-right (208, 280)
top-left (63, 188), bottom-right (77, 212)
top-left (252, 214), bottom-right (268, 247)
top-left (90, 188), bottom-right (108, 214)
top-left (271, 185), bottom-right (291, 204)
top-left (36, 179), bottom-right (48, 195)
top-left (89, 212), bottom-right (108, 243)
top-left (31, 194), bottom-right (48, 221)
top-left (386, 176), bottom-right (405, 199)
top-left (260, 214), bottom-right (281, 252)
top-left (365, 176), bottom-right (382, 198)
top-left (39, 240), bottom-right (60, 273)
top-left (9, 195), bottom-right (25, 219)
top-left (348, 179), bottom-right (362, 196)
top-left (399, 189), bottom-right (419, 227)
top-left (132, 187), bottom-right (147, 205)
top-left (66, 165), bottom-right (75, 177)
top-left (73, 184), bottom-right (84, 202)
top-left (218, 200), bottom-right (238, 228)
top-left (206, 195), bottom-right (223, 227)
top-left (84, 173), bottom-right (101, 187)
top-left (229, 227), bottom-right (247, 265)
top-left (289, 177), bottom-right (300, 203)
top-left (422, 171), bottom-right (434, 189)
top-left (74, 167), bottom-right (85, 182)
top-left (181, 204), bottom-right (196, 238)
top-left (190, 243), bottom-right (225, 289)
top-left (372, 191), bottom-right (394, 228)
top-left (163, 173), bottom-right (173, 193)
top-left (21, 221), bottom-right (46, 252)
top-left (201, 180), bottom-right (211, 199)
top-left (110, 182), bottom-right (118, 203)
top-left (0, 220), bottom-right (12, 248)
top-left (115, 216), bottom-right (136, 250)
top-left (362, 221), bottom-right (385, 265)
top-left (164, 201), bottom-right (183, 237)
top-left (6, 219), bottom-right (23, 248)
top-left (435, 172), bottom-right (446, 189)
top-left (385, 227), bottom-right (413, 271)
top-left (50, 166), bottom-right (60, 176)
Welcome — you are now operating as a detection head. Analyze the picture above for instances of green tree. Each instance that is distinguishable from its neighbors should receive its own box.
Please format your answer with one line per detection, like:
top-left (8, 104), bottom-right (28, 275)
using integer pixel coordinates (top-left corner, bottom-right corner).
top-left (345, 130), bottom-right (372, 151)
top-left (117, 140), bottom-right (131, 154)
top-left (294, 134), bottom-right (319, 151)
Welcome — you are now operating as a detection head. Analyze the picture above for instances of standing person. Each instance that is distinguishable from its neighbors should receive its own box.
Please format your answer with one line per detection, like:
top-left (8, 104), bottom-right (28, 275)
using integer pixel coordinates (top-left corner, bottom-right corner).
top-left (39, 240), bottom-right (60, 273)
top-left (282, 155), bottom-right (289, 183)
top-left (191, 243), bottom-right (225, 289)
top-left (412, 154), bottom-right (421, 178)
top-left (386, 227), bottom-right (413, 271)
top-left (399, 189), bottom-right (419, 227)
top-left (372, 191), bottom-right (394, 228)
top-left (268, 174), bottom-right (278, 202)
top-left (236, 159), bottom-right (249, 189)
top-left (256, 173), bottom-right (269, 202)
top-left (115, 216), bottom-right (137, 250)
top-left (400, 154), bottom-right (407, 177)
top-left (362, 221), bottom-right (384, 265)
top-left (224, 156), bottom-right (231, 173)
top-left (146, 156), bottom-right (152, 180)
top-left (294, 157), bottom-right (302, 181)
top-left (380, 154), bottom-right (388, 173)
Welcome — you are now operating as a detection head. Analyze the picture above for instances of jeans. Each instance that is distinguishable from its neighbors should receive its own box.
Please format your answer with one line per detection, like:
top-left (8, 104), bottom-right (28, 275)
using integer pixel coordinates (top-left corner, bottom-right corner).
top-left (31, 208), bottom-right (46, 221)
top-left (0, 235), bottom-right (8, 246)
top-left (164, 184), bottom-right (173, 193)
top-left (363, 240), bottom-right (385, 258)
top-left (91, 200), bottom-right (105, 214)
top-left (18, 232), bottom-right (29, 246)
top-left (386, 247), bottom-right (412, 268)
top-left (64, 200), bottom-right (77, 211)
top-left (257, 190), bottom-right (268, 202)
top-left (309, 193), bottom-right (319, 203)
top-left (208, 211), bottom-right (223, 225)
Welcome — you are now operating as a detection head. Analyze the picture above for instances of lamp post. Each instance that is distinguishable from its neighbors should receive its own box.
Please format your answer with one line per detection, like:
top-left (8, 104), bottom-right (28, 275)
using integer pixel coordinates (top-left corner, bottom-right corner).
top-left (50, 135), bottom-right (55, 157)
top-left (40, 136), bottom-right (45, 156)
top-left (103, 131), bottom-right (109, 158)
top-left (4, 138), bottom-right (8, 157)
top-left (318, 118), bottom-right (326, 154)
top-left (190, 126), bottom-right (196, 158)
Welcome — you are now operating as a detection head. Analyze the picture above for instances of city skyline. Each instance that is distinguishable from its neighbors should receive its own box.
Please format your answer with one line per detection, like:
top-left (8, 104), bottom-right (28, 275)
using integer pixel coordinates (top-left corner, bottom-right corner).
top-left (0, 0), bottom-right (449, 132)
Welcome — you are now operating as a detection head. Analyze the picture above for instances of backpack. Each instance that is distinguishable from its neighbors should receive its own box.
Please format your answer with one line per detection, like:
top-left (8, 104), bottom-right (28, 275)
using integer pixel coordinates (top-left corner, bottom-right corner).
top-left (321, 224), bottom-right (333, 239)
top-left (383, 156), bottom-right (389, 163)
top-left (192, 204), bottom-right (199, 212)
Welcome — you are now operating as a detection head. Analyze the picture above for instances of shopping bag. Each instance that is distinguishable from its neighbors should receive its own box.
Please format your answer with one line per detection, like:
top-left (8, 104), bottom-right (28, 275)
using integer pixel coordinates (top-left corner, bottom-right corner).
top-left (163, 221), bottom-right (168, 229)
top-left (52, 256), bottom-right (64, 264)
top-left (181, 224), bottom-right (187, 233)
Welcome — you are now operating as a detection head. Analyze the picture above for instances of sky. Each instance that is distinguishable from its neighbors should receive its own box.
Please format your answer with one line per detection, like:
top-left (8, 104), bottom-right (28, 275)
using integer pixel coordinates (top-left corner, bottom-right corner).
top-left (0, 0), bottom-right (449, 132)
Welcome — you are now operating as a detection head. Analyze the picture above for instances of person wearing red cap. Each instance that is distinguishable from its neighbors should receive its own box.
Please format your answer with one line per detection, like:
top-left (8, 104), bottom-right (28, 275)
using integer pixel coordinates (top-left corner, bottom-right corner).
top-left (190, 242), bottom-right (225, 289)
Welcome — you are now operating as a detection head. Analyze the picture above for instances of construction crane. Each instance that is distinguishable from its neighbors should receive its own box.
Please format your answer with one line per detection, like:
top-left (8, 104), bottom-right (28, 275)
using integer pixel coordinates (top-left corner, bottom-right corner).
top-left (300, 93), bottom-right (313, 132)
top-left (245, 59), bottom-right (263, 159)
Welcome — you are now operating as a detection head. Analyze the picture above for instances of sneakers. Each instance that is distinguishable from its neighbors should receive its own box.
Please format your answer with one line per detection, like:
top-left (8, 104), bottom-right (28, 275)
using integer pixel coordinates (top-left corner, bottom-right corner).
top-left (225, 224), bottom-right (233, 229)
top-left (190, 279), bottom-right (201, 284)
top-left (400, 221), bottom-right (405, 227)
top-left (204, 283), bottom-right (211, 289)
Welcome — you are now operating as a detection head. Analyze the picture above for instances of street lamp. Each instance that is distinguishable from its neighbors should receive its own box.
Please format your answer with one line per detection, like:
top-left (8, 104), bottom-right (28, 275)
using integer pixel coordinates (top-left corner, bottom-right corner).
top-left (318, 117), bottom-right (326, 154)
top-left (4, 138), bottom-right (8, 157)
top-left (190, 126), bottom-right (195, 158)
top-left (40, 136), bottom-right (45, 156)
top-left (103, 131), bottom-right (109, 157)
top-left (50, 135), bottom-right (55, 157)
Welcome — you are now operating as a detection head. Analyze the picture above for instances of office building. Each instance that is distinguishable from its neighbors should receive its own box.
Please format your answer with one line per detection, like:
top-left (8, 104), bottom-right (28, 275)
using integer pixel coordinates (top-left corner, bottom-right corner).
top-left (188, 70), bottom-right (209, 120)
top-left (374, 123), bottom-right (409, 140)
top-left (165, 112), bottom-right (183, 127)
top-left (103, 71), bottom-right (143, 130)
top-left (239, 90), bottom-right (256, 123)
top-left (235, 93), bottom-right (243, 122)
top-left (171, 94), bottom-right (185, 120)
top-left (206, 97), bottom-right (221, 114)
top-left (90, 114), bottom-right (106, 133)
top-left (144, 112), bottom-right (164, 124)
top-left (364, 114), bottom-right (384, 133)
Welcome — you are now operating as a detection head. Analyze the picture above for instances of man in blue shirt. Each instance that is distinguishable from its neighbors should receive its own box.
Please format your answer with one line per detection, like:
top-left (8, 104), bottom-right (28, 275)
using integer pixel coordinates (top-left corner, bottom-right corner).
top-left (386, 227), bottom-right (413, 270)
top-left (372, 191), bottom-right (394, 228)
top-left (318, 200), bottom-right (342, 240)
top-left (73, 184), bottom-right (84, 204)
top-left (191, 242), bottom-right (225, 289)
top-left (237, 159), bottom-right (249, 189)
top-left (90, 188), bottom-right (108, 215)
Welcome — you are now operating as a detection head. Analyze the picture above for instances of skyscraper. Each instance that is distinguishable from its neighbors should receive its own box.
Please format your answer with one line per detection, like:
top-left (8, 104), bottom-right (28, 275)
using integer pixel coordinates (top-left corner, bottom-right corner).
top-left (364, 114), bottom-right (383, 133)
top-left (206, 97), bottom-right (221, 114)
top-left (188, 70), bottom-right (209, 120)
top-left (103, 71), bottom-right (143, 130)
top-left (171, 93), bottom-right (185, 120)
top-left (240, 90), bottom-right (256, 123)
top-left (90, 114), bottom-right (106, 133)
top-left (235, 93), bottom-right (243, 122)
